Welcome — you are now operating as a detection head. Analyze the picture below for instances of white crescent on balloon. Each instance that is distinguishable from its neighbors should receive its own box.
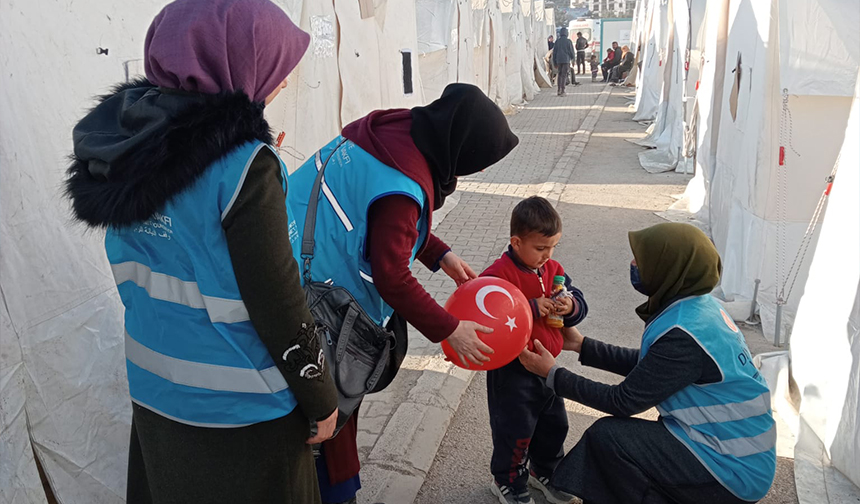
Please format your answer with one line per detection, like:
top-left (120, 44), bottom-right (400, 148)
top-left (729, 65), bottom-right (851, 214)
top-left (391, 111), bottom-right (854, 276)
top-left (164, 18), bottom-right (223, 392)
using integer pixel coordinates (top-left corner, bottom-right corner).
top-left (475, 284), bottom-right (514, 320)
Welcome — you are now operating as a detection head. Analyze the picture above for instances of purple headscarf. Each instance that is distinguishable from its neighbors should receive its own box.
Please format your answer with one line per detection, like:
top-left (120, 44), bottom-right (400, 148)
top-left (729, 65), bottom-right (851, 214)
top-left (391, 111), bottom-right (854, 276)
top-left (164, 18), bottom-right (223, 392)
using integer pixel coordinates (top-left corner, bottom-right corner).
top-left (144, 0), bottom-right (309, 103)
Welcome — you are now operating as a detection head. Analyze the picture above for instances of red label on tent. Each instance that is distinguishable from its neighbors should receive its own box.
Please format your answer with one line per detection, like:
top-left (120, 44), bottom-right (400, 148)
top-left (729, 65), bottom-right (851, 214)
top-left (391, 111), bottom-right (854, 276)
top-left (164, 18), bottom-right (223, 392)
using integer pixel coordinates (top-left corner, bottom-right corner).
top-left (695, 81), bottom-right (700, 90)
top-left (685, 61), bottom-right (690, 71)
top-left (779, 146), bottom-right (785, 166)
top-left (276, 131), bottom-right (285, 148)
top-left (825, 182), bottom-right (833, 195)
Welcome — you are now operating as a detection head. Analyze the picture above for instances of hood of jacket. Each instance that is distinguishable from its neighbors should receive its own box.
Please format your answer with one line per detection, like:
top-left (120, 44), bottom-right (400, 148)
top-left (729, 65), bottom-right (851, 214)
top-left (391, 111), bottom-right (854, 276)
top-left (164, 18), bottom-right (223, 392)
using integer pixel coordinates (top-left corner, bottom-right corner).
top-left (66, 79), bottom-right (274, 228)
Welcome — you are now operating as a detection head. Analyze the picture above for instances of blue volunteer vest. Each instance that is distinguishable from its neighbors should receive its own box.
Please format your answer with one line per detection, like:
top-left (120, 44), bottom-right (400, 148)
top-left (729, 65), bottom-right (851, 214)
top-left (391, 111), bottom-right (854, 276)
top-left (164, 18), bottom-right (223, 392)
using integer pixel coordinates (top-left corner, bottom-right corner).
top-left (106, 142), bottom-right (298, 427)
top-left (286, 136), bottom-right (428, 325)
top-left (642, 295), bottom-right (776, 501)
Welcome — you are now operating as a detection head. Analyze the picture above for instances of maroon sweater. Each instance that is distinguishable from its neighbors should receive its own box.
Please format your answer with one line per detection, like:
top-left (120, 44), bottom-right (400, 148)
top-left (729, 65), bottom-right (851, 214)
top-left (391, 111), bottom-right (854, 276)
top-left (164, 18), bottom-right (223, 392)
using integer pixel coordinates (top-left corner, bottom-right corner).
top-left (481, 250), bottom-right (588, 357)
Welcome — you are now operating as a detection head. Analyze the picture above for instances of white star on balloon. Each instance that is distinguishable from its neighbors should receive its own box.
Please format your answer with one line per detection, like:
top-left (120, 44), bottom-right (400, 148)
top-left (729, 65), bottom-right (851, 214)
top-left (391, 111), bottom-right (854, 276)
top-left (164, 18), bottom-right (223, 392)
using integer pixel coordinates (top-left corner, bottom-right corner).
top-left (505, 316), bottom-right (517, 331)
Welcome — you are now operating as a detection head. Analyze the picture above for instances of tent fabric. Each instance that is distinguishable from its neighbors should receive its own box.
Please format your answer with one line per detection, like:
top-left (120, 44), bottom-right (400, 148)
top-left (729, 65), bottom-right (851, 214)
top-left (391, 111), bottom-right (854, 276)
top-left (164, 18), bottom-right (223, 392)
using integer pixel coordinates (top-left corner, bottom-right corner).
top-left (665, 0), bottom-right (849, 340)
top-left (633, 0), bottom-right (690, 174)
top-left (0, 2), bottom-right (157, 502)
top-left (0, 301), bottom-right (48, 504)
top-left (501, 0), bottom-right (526, 105)
top-left (0, 1), bottom-right (546, 503)
top-left (266, 0), bottom-right (343, 174)
top-left (790, 71), bottom-right (860, 491)
top-left (632, 0), bottom-right (668, 121)
top-left (778, 0), bottom-right (860, 98)
top-left (701, 0), bottom-right (854, 343)
top-left (637, 0), bottom-right (859, 493)
top-left (683, 0), bottom-right (731, 217)
top-left (417, 0), bottom-right (457, 54)
top-left (416, 0), bottom-right (544, 111)
top-left (334, 0), bottom-right (426, 127)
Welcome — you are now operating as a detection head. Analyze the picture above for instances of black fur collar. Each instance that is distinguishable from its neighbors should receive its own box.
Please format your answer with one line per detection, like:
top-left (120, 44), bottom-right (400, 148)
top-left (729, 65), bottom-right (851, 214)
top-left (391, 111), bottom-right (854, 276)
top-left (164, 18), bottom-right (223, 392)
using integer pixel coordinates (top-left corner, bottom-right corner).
top-left (66, 79), bottom-right (274, 228)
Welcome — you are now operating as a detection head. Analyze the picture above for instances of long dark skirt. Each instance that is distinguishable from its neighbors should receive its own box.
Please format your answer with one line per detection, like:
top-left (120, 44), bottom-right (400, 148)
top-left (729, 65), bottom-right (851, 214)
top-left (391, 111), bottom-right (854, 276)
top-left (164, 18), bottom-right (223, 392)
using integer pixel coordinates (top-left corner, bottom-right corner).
top-left (127, 403), bottom-right (319, 504)
top-left (551, 416), bottom-right (751, 504)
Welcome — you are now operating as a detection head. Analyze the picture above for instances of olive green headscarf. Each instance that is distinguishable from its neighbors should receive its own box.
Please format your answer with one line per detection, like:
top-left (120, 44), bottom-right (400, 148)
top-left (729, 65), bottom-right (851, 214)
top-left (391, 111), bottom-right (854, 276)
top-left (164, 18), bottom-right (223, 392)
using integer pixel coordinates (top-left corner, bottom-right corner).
top-left (628, 223), bottom-right (722, 322)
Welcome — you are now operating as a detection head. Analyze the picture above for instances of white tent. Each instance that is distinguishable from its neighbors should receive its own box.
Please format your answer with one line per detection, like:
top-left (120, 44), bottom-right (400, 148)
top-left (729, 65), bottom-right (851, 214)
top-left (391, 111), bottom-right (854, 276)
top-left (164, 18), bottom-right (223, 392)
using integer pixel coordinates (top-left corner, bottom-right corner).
top-left (702, 0), bottom-right (857, 343)
top-left (518, 0), bottom-right (541, 101)
top-left (631, 0), bottom-right (669, 121)
top-left (676, 0), bottom-right (710, 174)
top-left (500, 0), bottom-right (526, 105)
top-left (1, 1), bottom-right (161, 501)
top-left (681, 0), bottom-right (731, 216)
top-left (530, 0), bottom-right (553, 88)
top-left (790, 69), bottom-right (860, 493)
top-left (0, 1), bottom-right (547, 502)
top-left (631, 0), bottom-right (695, 174)
top-left (650, 0), bottom-right (860, 495)
top-left (416, 0), bottom-right (546, 113)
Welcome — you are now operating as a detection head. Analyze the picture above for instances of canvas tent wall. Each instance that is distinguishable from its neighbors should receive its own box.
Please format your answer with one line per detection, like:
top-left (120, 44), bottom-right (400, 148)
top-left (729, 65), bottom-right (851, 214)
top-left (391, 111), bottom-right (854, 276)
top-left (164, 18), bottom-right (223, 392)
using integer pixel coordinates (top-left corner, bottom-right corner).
top-left (631, 0), bottom-right (669, 121)
top-left (0, 1), bottom-right (544, 502)
top-left (789, 70), bottom-right (860, 494)
top-left (630, 0), bottom-right (693, 174)
top-left (696, 0), bottom-right (858, 344)
top-left (681, 0), bottom-right (731, 215)
top-left (639, 0), bottom-right (860, 494)
top-left (630, 0), bottom-right (706, 174)
top-left (416, 0), bottom-right (546, 113)
top-left (1, 2), bottom-right (160, 501)
top-left (530, 0), bottom-right (553, 89)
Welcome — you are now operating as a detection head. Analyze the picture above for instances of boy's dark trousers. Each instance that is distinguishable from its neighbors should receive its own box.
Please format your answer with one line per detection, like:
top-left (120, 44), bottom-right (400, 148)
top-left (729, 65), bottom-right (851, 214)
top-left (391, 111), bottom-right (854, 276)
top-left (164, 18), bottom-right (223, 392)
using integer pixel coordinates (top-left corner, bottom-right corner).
top-left (488, 358), bottom-right (568, 491)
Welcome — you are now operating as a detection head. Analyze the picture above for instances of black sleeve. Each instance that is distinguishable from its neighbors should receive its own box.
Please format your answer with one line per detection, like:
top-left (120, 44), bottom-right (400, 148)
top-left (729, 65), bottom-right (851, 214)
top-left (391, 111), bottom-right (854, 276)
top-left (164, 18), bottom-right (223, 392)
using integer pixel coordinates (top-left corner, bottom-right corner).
top-left (578, 337), bottom-right (640, 376)
top-left (222, 147), bottom-right (338, 422)
top-left (553, 328), bottom-right (707, 417)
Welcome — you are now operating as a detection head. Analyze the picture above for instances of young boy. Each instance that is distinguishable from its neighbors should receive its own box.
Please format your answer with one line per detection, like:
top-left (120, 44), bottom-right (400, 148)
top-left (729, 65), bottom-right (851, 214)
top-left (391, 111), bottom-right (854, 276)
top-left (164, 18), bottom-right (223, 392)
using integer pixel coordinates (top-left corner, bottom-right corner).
top-left (481, 196), bottom-right (588, 504)
top-left (589, 54), bottom-right (599, 82)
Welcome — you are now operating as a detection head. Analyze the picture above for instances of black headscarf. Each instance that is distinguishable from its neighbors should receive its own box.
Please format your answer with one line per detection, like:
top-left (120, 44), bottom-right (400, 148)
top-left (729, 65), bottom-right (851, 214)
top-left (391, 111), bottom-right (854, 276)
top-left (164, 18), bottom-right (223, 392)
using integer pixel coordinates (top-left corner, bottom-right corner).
top-left (410, 83), bottom-right (519, 208)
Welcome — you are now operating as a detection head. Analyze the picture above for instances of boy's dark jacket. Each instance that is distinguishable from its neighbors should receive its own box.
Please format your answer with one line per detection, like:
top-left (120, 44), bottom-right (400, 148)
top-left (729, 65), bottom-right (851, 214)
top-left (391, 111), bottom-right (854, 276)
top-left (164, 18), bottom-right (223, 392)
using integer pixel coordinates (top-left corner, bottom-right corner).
top-left (481, 247), bottom-right (587, 357)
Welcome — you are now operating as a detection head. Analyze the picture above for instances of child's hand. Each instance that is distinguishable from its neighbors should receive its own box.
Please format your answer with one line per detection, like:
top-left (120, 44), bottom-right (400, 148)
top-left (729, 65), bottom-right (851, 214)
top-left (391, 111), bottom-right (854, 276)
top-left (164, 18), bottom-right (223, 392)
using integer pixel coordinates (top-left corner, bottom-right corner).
top-left (554, 296), bottom-right (574, 316)
top-left (535, 297), bottom-right (555, 317)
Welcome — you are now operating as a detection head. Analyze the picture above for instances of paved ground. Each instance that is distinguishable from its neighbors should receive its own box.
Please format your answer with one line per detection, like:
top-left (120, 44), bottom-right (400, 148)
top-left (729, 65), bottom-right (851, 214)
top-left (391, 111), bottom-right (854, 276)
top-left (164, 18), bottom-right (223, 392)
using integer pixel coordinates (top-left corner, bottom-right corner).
top-left (355, 82), bottom-right (609, 504)
top-left (354, 81), bottom-right (799, 504)
top-left (413, 86), bottom-right (800, 504)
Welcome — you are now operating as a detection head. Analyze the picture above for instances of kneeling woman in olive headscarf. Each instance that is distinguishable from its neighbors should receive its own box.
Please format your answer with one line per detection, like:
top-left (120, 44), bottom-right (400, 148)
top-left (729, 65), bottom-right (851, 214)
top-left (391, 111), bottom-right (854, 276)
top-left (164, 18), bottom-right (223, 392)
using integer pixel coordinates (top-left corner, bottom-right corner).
top-left (519, 223), bottom-right (776, 504)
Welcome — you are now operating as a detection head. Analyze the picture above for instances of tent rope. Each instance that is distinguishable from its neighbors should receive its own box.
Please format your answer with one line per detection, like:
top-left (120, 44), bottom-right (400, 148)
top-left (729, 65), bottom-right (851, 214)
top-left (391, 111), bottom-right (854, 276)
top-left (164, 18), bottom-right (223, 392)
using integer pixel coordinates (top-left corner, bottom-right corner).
top-left (776, 90), bottom-right (791, 304)
top-left (776, 89), bottom-right (838, 305)
top-left (780, 156), bottom-right (839, 305)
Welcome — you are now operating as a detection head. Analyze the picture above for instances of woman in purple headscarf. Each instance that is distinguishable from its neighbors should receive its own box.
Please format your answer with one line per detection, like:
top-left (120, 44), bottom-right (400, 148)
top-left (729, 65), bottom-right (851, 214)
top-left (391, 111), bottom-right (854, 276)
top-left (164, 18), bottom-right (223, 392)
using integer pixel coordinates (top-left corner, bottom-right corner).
top-left (65, 1), bottom-right (337, 502)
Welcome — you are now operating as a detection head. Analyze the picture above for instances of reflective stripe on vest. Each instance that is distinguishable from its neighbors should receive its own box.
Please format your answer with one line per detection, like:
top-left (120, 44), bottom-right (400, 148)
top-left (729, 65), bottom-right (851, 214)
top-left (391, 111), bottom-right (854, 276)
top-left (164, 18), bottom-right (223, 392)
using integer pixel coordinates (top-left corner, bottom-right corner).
top-left (108, 141), bottom-right (298, 426)
top-left (659, 392), bottom-right (771, 426)
top-left (112, 261), bottom-right (250, 324)
top-left (642, 296), bottom-right (776, 501)
top-left (125, 332), bottom-right (287, 394)
top-left (314, 150), bottom-right (354, 232)
top-left (286, 137), bottom-right (428, 325)
top-left (675, 421), bottom-right (777, 458)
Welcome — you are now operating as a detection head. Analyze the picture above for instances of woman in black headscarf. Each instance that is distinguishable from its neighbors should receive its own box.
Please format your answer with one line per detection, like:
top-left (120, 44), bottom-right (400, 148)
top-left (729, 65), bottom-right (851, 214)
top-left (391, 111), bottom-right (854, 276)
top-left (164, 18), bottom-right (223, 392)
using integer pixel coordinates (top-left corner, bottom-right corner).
top-left (286, 83), bottom-right (518, 504)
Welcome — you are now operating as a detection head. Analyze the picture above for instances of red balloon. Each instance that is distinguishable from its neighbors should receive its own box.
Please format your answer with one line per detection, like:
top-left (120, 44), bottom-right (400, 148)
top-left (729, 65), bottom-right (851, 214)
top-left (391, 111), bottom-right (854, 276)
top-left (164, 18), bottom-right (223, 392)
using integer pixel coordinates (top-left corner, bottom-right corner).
top-left (441, 277), bottom-right (533, 370)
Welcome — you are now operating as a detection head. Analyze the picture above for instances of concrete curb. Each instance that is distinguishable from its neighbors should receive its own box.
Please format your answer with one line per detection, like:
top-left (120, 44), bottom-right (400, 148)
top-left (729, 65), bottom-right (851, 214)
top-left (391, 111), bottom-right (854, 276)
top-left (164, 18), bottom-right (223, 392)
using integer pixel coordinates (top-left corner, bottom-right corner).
top-left (357, 85), bottom-right (614, 504)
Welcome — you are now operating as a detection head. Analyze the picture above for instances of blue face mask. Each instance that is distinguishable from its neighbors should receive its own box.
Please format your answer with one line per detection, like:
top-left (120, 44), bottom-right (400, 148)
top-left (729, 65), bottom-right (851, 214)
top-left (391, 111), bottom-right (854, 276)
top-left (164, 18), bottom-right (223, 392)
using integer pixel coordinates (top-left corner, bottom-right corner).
top-left (630, 264), bottom-right (649, 295)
